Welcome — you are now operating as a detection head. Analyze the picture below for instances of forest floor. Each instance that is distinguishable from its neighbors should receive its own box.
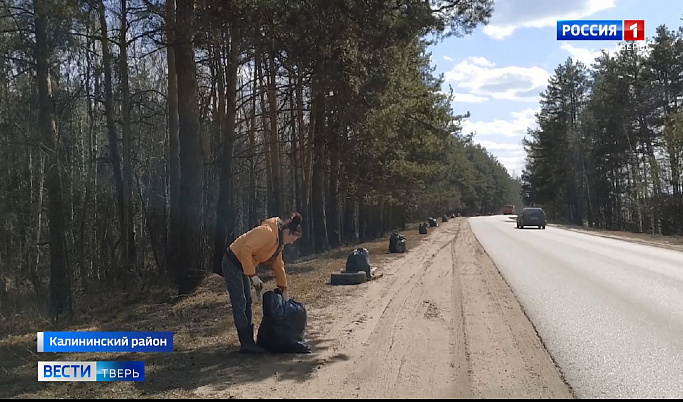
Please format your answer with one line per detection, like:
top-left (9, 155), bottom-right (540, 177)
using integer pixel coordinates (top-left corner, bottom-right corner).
top-left (3, 217), bottom-right (636, 399)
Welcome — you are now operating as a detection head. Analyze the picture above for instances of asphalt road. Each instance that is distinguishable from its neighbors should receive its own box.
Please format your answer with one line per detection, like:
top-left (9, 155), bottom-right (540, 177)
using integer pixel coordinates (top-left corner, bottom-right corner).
top-left (469, 215), bottom-right (683, 399)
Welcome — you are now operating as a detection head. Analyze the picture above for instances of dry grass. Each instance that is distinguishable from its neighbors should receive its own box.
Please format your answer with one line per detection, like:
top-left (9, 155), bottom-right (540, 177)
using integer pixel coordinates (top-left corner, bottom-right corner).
top-left (0, 222), bottom-right (435, 399)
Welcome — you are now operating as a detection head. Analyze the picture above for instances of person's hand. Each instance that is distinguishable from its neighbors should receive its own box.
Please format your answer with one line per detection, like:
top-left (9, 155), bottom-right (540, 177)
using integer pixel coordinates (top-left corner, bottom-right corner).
top-left (281, 290), bottom-right (290, 302)
top-left (250, 276), bottom-right (263, 293)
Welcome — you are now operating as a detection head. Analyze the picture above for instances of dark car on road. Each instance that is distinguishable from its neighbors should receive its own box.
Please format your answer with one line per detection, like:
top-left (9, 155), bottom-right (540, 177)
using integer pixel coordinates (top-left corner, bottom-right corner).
top-left (517, 208), bottom-right (547, 229)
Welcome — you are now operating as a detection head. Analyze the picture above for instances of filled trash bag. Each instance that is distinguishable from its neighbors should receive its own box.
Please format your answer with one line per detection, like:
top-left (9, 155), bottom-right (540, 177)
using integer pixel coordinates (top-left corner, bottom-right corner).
top-left (442, 214), bottom-right (449, 222)
top-left (256, 289), bottom-right (312, 354)
top-left (418, 222), bottom-right (428, 234)
top-left (345, 247), bottom-right (372, 278)
top-left (428, 217), bottom-right (438, 227)
top-left (389, 232), bottom-right (407, 253)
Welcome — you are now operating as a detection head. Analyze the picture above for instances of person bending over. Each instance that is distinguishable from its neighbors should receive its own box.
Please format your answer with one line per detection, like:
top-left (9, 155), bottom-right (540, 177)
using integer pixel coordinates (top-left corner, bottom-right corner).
top-left (222, 212), bottom-right (303, 354)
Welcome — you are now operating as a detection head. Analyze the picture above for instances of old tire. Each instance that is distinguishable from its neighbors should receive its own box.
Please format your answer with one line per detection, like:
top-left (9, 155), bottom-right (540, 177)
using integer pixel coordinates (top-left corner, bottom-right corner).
top-left (330, 271), bottom-right (367, 286)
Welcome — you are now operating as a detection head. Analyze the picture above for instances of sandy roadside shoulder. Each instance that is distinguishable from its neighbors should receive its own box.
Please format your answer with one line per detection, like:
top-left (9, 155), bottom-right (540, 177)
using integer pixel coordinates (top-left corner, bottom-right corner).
top-left (196, 218), bottom-right (574, 399)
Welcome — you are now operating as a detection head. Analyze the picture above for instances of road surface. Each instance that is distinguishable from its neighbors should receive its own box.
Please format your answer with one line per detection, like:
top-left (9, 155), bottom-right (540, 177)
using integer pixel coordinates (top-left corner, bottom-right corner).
top-left (470, 215), bottom-right (683, 399)
top-left (197, 219), bottom-right (572, 399)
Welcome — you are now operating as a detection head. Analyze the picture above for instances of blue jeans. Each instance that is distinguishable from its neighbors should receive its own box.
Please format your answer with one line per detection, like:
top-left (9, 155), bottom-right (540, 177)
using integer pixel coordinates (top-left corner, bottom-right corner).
top-left (222, 255), bottom-right (253, 331)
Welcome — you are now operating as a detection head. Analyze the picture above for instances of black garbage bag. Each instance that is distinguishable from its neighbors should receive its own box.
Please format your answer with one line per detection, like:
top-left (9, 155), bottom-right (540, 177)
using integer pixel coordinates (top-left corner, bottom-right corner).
top-left (389, 232), bottom-right (407, 253)
top-left (397, 238), bottom-right (406, 253)
top-left (442, 214), bottom-right (449, 222)
top-left (345, 247), bottom-right (372, 278)
top-left (256, 289), bottom-right (312, 354)
top-left (428, 217), bottom-right (438, 227)
top-left (418, 223), bottom-right (428, 234)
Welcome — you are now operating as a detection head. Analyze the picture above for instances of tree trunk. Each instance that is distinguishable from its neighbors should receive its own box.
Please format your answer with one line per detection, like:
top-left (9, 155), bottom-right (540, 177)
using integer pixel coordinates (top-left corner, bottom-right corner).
top-left (174, 0), bottom-right (204, 294)
top-left (297, 74), bottom-right (313, 254)
top-left (207, 42), bottom-right (224, 272)
top-left (248, 67), bottom-right (258, 228)
top-left (289, 76), bottom-right (300, 215)
top-left (377, 198), bottom-right (385, 238)
top-left (326, 108), bottom-right (341, 248)
top-left (358, 193), bottom-right (367, 242)
top-left (256, 53), bottom-right (273, 217)
top-left (311, 81), bottom-right (329, 252)
top-left (341, 126), bottom-right (356, 244)
top-left (213, 25), bottom-right (239, 275)
top-left (145, 165), bottom-right (166, 276)
top-left (267, 37), bottom-right (284, 217)
top-left (166, 0), bottom-right (181, 283)
top-left (645, 139), bottom-right (663, 235)
top-left (98, 0), bottom-right (126, 276)
top-left (35, 0), bottom-right (72, 319)
top-left (81, 45), bottom-right (97, 290)
top-left (31, 152), bottom-right (45, 295)
top-left (343, 192), bottom-right (356, 244)
top-left (119, 0), bottom-right (135, 279)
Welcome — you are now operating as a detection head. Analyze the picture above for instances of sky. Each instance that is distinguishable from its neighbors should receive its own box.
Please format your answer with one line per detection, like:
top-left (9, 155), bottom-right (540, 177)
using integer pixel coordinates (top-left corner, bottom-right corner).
top-left (428, 0), bottom-right (683, 177)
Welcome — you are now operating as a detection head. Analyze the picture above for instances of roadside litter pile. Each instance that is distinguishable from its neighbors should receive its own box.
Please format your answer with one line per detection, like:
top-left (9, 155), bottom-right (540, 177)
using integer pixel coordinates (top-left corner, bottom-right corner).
top-left (330, 224), bottom-right (422, 286)
top-left (389, 231), bottom-right (407, 253)
top-left (330, 247), bottom-right (375, 285)
top-left (419, 222), bottom-right (428, 234)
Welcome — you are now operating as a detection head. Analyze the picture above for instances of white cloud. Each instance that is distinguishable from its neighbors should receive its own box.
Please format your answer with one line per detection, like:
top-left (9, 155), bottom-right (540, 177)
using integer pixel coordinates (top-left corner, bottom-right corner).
top-left (496, 156), bottom-right (527, 176)
top-left (451, 93), bottom-right (489, 103)
top-left (444, 57), bottom-right (549, 102)
top-left (483, 0), bottom-right (618, 39)
top-left (469, 56), bottom-right (495, 67)
top-left (475, 140), bottom-right (524, 151)
top-left (443, 55), bottom-right (453, 61)
top-left (462, 108), bottom-right (538, 137)
top-left (463, 109), bottom-right (540, 174)
top-left (472, 139), bottom-right (527, 176)
top-left (559, 42), bottom-right (628, 65)
top-left (559, 43), bottom-right (603, 65)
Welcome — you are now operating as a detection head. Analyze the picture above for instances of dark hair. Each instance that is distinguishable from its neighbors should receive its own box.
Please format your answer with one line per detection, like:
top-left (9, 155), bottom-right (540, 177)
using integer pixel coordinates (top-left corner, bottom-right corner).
top-left (283, 212), bottom-right (303, 236)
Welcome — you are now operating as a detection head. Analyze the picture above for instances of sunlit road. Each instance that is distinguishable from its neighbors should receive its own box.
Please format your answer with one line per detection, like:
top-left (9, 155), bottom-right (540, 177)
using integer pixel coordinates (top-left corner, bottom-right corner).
top-left (469, 215), bottom-right (683, 399)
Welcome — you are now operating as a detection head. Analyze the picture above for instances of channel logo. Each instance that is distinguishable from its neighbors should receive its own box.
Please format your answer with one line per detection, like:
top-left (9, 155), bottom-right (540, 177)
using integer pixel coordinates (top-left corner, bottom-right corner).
top-left (557, 20), bottom-right (645, 41)
top-left (623, 20), bottom-right (645, 41)
top-left (38, 361), bottom-right (145, 382)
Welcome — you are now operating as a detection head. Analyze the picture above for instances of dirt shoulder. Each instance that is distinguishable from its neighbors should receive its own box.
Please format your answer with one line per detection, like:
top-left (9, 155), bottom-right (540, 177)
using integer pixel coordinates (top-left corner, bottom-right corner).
top-left (1, 219), bottom-right (572, 399)
top-left (198, 218), bottom-right (573, 399)
top-left (552, 223), bottom-right (683, 252)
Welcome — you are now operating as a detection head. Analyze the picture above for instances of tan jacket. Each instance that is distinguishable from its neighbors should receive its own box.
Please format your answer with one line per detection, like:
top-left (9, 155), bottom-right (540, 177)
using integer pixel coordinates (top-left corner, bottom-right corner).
top-left (229, 217), bottom-right (287, 290)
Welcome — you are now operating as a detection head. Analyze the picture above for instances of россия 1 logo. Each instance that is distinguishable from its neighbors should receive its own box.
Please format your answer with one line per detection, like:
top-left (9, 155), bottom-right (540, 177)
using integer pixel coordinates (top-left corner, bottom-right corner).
top-left (557, 20), bottom-right (645, 41)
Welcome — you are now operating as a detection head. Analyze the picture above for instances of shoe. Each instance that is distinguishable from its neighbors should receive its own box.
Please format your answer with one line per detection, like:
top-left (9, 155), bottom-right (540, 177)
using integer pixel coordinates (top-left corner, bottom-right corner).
top-left (237, 324), bottom-right (265, 354)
